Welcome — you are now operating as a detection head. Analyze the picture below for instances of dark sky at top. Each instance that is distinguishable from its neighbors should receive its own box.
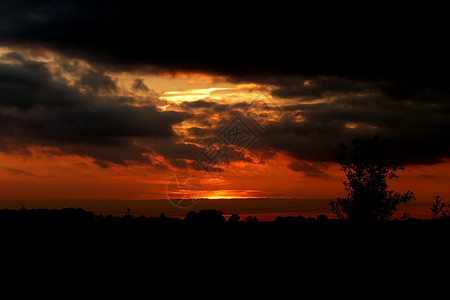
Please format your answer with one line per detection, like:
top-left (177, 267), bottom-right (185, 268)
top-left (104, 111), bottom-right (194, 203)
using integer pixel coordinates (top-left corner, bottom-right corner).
top-left (2, 1), bottom-right (447, 78)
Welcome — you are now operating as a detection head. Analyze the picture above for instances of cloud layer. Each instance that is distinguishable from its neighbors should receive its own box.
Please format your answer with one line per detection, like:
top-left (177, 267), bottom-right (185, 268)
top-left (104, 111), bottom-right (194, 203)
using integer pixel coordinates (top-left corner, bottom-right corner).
top-left (1, 1), bottom-right (450, 173)
top-left (2, 1), bottom-right (447, 80)
top-left (0, 52), bottom-right (189, 164)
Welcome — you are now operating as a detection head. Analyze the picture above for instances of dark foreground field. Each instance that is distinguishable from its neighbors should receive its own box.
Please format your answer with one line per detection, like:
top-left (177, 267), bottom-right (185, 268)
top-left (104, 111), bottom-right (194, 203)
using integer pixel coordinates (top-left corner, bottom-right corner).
top-left (2, 207), bottom-right (449, 246)
top-left (1, 207), bottom-right (449, 293)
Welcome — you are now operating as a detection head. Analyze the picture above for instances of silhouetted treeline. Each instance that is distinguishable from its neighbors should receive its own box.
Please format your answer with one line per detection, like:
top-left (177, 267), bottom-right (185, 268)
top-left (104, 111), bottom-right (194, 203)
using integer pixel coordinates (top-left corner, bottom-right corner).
top-left (3, 206), bottom-right (450, 269)
top-left (2, 207), bottom-right (450, 227)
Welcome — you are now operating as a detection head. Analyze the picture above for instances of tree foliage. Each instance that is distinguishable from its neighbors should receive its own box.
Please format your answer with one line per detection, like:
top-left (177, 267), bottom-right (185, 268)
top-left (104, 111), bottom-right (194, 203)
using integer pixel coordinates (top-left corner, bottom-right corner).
top-left (330, 136), bottom-right (415, 222)
top-left (430, 195), bottom-right (449, 220)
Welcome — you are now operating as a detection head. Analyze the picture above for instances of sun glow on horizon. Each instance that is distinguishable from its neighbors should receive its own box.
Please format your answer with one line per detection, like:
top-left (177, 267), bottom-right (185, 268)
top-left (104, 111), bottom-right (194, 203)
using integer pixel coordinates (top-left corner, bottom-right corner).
top-left (200, 189), bottom-right (261, 199)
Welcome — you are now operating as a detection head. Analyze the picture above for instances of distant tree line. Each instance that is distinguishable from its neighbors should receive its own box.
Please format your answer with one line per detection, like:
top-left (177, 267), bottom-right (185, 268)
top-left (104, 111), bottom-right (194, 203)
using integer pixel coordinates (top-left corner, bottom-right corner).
top-left (1, 205), bottom-right (449, 227)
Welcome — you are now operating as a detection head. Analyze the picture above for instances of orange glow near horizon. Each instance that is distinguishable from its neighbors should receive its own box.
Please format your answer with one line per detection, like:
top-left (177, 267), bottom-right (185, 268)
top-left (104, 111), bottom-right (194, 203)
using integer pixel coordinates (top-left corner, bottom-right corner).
top-left (0, 151), bottom-right (447, 221)
top-left (200, 190), bottom-right (261, 199)
top-left (1, 146), bottom-right (450, 218)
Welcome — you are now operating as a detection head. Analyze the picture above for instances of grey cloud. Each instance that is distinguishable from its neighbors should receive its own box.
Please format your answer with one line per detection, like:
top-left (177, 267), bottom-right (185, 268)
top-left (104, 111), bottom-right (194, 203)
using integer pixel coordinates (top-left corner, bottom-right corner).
top-left (266, 90), bottom-right (450, 164)
top-left (0, 54), bottom-right (189, 164)
top-left (0, 57), bottom-right (75, 110)
top-left (78, 70), bottom-right (117, 93)
top-left (272, 76), bottom-right (373, 100)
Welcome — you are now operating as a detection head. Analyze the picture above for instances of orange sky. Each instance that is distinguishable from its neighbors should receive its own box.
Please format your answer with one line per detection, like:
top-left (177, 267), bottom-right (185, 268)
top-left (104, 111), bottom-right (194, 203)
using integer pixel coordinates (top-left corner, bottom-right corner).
top-left (1, 144), bottom-right (449, 219)
top-left (1, 46), bottom-right (449, 219)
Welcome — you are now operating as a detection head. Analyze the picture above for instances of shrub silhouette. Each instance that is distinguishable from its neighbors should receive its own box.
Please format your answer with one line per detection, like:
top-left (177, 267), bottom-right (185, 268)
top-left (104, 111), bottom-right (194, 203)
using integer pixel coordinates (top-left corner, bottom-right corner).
top-left (400, 211), bottom-right (411, 221)
top-left (123, 208), bottom-right (133, 220)
top-left (330, 136), bottom-right (415, 222)
top-left (316, 214), bottom-right (328, 223)
top-left (228, 213), bottom-right (240, 223)
top-left (244, 216), bottom-right (259, 223)
top-left (430, 195), bottom-right (449, 220)
top-left (184, 209), bottom-right (226, 224)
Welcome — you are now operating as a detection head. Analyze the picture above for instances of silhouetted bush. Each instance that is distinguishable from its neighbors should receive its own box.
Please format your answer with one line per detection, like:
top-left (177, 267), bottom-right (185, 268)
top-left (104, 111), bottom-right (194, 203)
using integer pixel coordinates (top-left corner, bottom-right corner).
top-left (330, 136), bottom-right (415, 222)
top-left (228, 214), bottom-right (240, 223)
top-left (185, 210), bottom-right (198, 222)
top-left (123, 208), bottom-right (133, 220)
top-left (244, 216), bottom-right (259, 223)
top-left (184, 209), bottom-right (225, 224)
top-left (430, 195), bottom-right (449, 220)
top-left (274, 216), bottom-right (299, 224)
top-left (316, 214), bottom-right (328, 223)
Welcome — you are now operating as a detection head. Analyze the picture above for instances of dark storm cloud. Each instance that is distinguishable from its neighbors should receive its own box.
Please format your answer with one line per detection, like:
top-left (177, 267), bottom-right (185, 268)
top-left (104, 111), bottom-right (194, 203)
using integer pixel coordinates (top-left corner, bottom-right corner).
top-left (78, 70), bottom-right (117, 93)
top-left (271, 76), bottom-right (374, 100)
top-left (2, 0), bottom-right (447, 81)
top-left (1, 1), bottom-right (448, 92)
top-left (265, 91), bottom-right (450, 165)
top-left (0, 56), bottom-right (75, 110)
top-left (2, 1), bottom-right (450, 166)
top-left (0, 54), bottom-right (189, 164)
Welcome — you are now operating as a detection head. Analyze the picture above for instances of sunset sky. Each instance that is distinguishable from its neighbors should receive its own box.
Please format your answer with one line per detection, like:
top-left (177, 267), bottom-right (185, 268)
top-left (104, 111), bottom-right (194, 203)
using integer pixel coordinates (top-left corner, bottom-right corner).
top-left (1, 1), bottom-right (449, 218)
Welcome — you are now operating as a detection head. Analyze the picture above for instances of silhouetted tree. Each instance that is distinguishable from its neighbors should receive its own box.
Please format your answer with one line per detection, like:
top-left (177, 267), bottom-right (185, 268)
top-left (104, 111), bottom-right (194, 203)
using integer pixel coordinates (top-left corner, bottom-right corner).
top-left (244, 216), bottom-right (259, 223)
top-left (198, 209), bottom-right (225, 224)
top-left (296, 215), bottom-right (307, 222)
top-left (430, 195), bottom-right (448, 220)
top-left (123, 208), bottom-right (133, 219)
top-left (228, 213), bottom-right (240, 223)
top-left (184, 209), bottom-right (225, 224)
top-left (330, 136), bottom-right (415, 222)
top-left (400, 211), bottom-right (411, 221)
top-left (316, 214), bottom-right (328, 223)
top-left (184, 211), bottom-right (198, 223)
